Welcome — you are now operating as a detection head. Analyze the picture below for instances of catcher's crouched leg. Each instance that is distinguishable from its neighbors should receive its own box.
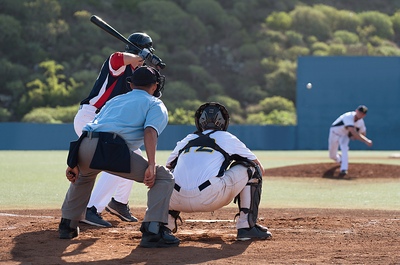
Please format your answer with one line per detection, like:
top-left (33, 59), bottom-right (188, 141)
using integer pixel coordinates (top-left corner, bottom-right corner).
top-left (231, 161), bottom-right (272, 241)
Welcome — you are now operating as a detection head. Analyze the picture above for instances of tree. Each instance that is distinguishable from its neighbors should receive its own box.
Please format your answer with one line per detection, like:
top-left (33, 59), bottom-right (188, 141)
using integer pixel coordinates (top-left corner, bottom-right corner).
top-left (359, 11), bottom-right (394, 40)
top-left (163, 81), bottom-right (198, 110)
top-left (1, 0), bottom-right (400, 124)
top-left (18, 60), bottom-right (81, 116)
top-left (247, 96), bottom-right (295, 115)
top-left (333, 30), bottom-right (359, 44)
top-left (0, 108), bottom-right (11, 122)
top-left (265, 12), bottom-right (292, 31)
top-left (246, 110), bottom-right (296, 125)
top-left (168, 108), bottom-right (195, 125)
top-left (22, 105), bottom-right (78, 123)
top-left (264, 60), bottom-right (297, 103)
top-left (206, 95), bottom-right (242, 116)
top-left (391, 11), bottom-right (400, 43)
top-left (290, 6), bottom-right (332, 41)
top-left (335, 10), bottom-right (361, 33)
top-left (0, 14), bottom-right (22, 58)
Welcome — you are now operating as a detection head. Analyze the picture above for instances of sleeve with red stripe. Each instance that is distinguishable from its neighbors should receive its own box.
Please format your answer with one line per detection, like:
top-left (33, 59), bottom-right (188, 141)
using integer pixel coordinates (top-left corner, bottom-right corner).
top-left (110, 52), bottom-right (125, 70)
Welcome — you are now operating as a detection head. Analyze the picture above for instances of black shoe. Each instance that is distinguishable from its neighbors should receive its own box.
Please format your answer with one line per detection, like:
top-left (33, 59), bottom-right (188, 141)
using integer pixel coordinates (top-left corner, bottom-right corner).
top-left (59, 218), bottom-right (79, 239)
top-left (339, 170), bottom-right (348, 176)
top-left (139, 222), bottom-right (180, 248)
top-left (81, 206), bottom-right (112, 227)
top-left (255, 223), bottom-right (269, 232)
top-left (106, 197), bottom-right (138, 222)
top-left (237, 224), bottom-right (272, 241)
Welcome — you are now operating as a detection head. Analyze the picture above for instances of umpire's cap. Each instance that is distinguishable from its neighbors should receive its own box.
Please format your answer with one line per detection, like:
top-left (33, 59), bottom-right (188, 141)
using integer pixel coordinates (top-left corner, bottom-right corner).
top-left (127, 66), bottom-right (165, 98)
top-left (127, 66), bottom-right (158, 86)
top-left (357, 105), bottom-right (368, 114)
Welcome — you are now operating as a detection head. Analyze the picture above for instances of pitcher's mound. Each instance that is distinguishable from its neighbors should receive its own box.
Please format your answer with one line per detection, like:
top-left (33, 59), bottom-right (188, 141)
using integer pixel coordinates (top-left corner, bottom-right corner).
top-left (265, 163), bottom-right (400, 178)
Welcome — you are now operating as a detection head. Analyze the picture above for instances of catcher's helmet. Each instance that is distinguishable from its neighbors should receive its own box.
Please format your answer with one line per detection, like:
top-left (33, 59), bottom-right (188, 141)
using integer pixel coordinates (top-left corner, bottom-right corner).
top-left (125, 32), bottom-right (154, 54)
top-left (127, 66), bottom-right (165, 98)
top-left (195, 102), bottom-right (230, 132)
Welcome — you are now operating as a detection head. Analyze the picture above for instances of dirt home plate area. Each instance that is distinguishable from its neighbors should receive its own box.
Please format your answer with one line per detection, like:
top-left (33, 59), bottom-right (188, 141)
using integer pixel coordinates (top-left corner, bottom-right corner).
top-left (1, 163), bottom-right (399, 264)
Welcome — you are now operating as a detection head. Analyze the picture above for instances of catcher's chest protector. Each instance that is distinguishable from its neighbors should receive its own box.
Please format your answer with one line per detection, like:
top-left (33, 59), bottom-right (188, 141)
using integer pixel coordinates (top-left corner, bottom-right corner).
top-left (170, 131), bottom-right (231, 177)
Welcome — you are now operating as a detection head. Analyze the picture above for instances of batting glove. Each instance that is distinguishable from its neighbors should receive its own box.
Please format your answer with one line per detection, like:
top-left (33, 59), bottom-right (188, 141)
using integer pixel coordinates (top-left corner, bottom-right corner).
top-left (146, 54), bottom-right (166, 69)
top-left (138, 48), bottom-right (152, 60)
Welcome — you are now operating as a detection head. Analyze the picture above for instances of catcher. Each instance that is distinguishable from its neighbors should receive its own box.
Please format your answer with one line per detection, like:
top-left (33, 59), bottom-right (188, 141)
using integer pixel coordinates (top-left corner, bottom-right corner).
top-left (165, 102), bottom-right (272, 241)
top-left (329, 105), bottom-right (373, 176)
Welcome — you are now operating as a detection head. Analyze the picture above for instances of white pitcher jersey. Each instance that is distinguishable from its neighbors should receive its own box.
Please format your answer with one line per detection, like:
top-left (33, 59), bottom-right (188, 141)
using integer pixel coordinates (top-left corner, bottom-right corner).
top-left (330, 111), bottom-right (366, 136)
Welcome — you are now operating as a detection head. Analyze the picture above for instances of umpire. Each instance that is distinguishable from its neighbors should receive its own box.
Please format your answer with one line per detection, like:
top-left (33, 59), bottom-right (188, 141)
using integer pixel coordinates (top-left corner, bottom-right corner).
top-left (59, 66), bottom-right (180, 248)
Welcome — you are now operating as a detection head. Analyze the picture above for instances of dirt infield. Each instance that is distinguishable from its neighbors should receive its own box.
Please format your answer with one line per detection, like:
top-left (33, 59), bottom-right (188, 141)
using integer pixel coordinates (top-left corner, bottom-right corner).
top-left (1, 163), bottom-right (399, 264)
top-left (265, 162), bottom-right (400, 179)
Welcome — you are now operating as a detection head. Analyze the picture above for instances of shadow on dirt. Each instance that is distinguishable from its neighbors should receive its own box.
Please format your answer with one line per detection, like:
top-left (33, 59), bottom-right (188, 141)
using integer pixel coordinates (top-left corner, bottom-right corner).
top-left (10, 230), bottom-right (104, 264)
top-left (322, 165), bottom-right (355, 180)
top-left (10, 229), bottom-right (252, 264)
top-left (127, 237), bottom-right (252, 264)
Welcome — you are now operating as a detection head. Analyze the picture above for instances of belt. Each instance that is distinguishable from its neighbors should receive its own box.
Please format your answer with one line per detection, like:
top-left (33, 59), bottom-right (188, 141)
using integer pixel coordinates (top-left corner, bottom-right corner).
top-left (330, 129), bottom-right (342, 137)
top-left (83, 131), bottom-right (101, 139)
top-left (83, 131), bottom-right (121, 140)
top-left (174, 180), bottom-right (211, 192)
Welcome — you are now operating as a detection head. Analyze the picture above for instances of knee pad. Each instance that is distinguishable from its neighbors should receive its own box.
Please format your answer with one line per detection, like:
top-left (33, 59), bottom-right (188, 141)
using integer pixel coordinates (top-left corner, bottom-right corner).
top-left (230, 159), bottom-right (262, 181)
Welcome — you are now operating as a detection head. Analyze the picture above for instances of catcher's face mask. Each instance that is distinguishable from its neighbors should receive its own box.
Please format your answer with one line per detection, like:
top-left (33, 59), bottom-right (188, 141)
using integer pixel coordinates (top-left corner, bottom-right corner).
top-left (195, 102), bottom-right (230, 132)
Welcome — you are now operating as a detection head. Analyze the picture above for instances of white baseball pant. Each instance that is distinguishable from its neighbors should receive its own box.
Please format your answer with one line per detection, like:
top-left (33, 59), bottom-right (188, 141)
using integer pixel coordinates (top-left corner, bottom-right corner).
top-left (169, 165), bottom-right (252, 229)
top-left (328, 128), bottom-right (350, 171)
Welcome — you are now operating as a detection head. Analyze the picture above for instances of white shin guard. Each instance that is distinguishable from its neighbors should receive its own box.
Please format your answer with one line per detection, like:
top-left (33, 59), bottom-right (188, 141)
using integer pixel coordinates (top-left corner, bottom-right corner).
top-left (235, 167), bottom-right (262, 230)
top-left (236, 186), bottom-right (252, 229)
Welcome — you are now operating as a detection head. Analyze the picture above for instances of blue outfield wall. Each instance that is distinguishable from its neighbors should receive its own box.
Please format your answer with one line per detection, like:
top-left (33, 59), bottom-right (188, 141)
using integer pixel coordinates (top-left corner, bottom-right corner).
top-left (0, 123), bottom-right (296, 150)
top-left (0, 123), bottom-right (75, 150)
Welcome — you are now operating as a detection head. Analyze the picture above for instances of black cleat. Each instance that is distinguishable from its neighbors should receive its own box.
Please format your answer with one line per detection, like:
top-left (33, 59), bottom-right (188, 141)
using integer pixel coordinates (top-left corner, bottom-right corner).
top-left (81, 206), bottom-right (112, 227)
top-left (59, 218), bottom-right (79, 239)
top-left (139, 222), bottom-right (180, 248)
top-left (237, 224), bottom-right (272, 241)
top-left (106, 197), bottom-right (138, 222)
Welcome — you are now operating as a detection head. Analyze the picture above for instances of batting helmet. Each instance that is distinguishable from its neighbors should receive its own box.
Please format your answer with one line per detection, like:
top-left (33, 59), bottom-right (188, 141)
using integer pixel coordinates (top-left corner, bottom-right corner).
top-left (195, 102), bottom-right (230, 132)
top-left (125, 32), bottom-right (154, 54)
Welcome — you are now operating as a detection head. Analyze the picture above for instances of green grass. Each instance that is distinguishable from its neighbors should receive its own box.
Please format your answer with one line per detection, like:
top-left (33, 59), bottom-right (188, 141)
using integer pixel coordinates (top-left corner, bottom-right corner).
top-left (265, 177), bottom-right (400, 210)
top-left (0, 151), bottom-right (399, 210)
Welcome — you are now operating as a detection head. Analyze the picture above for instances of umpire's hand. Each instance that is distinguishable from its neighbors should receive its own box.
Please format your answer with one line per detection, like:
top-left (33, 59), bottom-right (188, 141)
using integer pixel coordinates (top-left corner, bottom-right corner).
top-left (66, 166), bottom-right (79, 183)
top-left (144, 164), bottom-right (156, 188)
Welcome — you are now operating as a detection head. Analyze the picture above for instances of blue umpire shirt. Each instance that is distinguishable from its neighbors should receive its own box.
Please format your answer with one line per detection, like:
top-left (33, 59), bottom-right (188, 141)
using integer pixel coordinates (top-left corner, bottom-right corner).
top-left (83, 89), bottom-right (168, 150)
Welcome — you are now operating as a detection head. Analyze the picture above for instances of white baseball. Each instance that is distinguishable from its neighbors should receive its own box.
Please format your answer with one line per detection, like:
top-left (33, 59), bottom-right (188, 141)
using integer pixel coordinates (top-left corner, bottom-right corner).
top-left (306, 83), bottom-right (312, 89)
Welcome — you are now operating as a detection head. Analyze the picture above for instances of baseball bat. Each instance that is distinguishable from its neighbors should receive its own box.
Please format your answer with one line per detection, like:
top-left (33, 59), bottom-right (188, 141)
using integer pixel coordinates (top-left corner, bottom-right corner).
top-left (90, 15), bottom-right (166, 69)
top-left (90, 15), bottom-right (142, 52)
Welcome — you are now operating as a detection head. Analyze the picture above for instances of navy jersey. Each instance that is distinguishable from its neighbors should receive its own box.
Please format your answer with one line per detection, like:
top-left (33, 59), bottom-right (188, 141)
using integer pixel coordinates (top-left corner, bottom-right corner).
top-left (80, 53), bottom-right (135, 111)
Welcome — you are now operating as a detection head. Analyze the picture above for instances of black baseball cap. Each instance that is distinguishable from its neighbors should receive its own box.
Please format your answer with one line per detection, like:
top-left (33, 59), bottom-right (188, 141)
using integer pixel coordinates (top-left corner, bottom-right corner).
top-left (127, 66), bottom-right (158, 86)
top-left (357, 105), bottom-right (368, 114)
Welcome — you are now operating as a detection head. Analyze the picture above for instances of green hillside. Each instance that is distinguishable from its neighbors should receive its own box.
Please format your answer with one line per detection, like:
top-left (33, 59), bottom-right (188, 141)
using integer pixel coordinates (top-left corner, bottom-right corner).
top-left (1, 0), bottom-right (400, 124)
